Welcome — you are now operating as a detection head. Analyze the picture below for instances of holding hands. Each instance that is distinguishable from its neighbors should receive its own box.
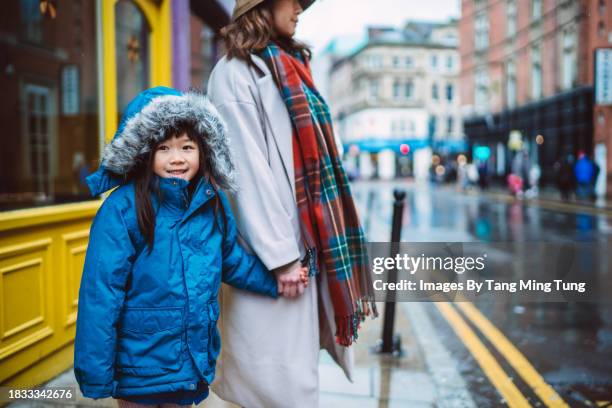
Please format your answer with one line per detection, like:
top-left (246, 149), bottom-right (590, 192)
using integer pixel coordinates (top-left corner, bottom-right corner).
top-left (274, 260), bottom-right (309, 298)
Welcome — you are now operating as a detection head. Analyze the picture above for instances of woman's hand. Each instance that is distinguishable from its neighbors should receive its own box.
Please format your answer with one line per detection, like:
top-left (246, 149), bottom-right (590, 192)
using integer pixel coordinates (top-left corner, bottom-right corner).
top-left (274, 260), bottom-right (309, 298)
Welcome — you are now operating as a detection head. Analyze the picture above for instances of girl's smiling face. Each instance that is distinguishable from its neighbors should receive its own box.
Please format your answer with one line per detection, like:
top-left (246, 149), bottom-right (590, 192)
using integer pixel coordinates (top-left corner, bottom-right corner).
top-left (271, 0), bottom-right (303, 38)
top-left (153, 133), bottom-right (200, 181)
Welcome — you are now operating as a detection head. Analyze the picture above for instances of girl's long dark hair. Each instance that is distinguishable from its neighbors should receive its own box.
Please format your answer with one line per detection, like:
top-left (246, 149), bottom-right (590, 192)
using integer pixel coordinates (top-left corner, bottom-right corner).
top-left (134, 123), bottom-right (228, 252)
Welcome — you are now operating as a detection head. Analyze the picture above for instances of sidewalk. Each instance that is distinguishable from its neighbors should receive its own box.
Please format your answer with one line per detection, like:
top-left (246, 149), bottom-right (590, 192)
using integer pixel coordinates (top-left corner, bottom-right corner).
top-left (459, 183), bottom-right (612, 215)
top-left (8, 302), bottom-right (476, 408)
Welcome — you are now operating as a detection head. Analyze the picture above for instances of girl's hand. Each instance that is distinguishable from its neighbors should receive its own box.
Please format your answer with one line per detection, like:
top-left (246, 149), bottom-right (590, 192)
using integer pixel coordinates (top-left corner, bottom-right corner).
top-left (273, 261), bottom-right (308, 298)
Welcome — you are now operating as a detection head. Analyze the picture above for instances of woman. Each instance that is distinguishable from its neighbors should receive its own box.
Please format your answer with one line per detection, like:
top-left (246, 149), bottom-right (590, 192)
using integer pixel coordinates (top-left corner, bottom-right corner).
top-left (207, 1), bottom-right (376, 406)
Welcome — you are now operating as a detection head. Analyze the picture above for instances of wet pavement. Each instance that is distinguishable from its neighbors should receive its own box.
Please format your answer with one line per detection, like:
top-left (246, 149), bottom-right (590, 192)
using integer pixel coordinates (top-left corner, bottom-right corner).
top-left (352, 179), bottom-right (612, 407)
top-left (10, 299), bottom-right (474, 408)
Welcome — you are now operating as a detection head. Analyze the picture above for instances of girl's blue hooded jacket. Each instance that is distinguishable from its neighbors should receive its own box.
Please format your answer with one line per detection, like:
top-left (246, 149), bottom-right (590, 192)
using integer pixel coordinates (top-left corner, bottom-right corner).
top-left (74, 87), bottom-right (278, 400)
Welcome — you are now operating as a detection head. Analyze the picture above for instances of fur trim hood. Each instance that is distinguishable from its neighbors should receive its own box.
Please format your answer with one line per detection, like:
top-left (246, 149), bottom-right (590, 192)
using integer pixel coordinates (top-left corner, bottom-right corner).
top-left (86, 87), bottom-right (235, 196)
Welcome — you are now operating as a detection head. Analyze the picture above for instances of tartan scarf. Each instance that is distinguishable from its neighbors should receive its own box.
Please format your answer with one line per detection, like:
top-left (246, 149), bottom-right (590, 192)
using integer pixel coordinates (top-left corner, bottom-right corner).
top-left (259, 43), bottom-right (378, 346)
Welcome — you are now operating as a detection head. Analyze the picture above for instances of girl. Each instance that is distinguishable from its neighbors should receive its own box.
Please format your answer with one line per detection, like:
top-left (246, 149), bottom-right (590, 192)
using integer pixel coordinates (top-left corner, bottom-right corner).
top-left (74, 87), bottom-right (290, 407)
top-left (207, 0), bottom-right (377, 406)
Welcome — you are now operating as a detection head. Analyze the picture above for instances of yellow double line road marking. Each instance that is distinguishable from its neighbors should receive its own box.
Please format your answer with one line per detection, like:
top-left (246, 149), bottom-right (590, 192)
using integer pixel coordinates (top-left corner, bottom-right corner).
top-left (435, 302), bottom-right (568, 407)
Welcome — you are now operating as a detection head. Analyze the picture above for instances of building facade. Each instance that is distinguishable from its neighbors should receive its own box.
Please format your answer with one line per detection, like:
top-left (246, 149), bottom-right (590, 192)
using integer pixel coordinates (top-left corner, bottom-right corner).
top-left (460, 0), bottom-right (612, 193)
top-left (0, 0), bottom-right (232, 389)
top-left (328, 21), bottom-right (464, 180)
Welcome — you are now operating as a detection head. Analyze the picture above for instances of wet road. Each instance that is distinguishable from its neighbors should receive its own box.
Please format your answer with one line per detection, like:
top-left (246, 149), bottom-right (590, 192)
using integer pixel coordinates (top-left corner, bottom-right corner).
top-left (352, 179), bottom-right (612, 407)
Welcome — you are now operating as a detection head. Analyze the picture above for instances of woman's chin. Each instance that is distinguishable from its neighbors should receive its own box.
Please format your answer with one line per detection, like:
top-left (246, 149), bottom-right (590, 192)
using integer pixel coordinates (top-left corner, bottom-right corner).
top-left (276, 30), bottom-right (296, 39)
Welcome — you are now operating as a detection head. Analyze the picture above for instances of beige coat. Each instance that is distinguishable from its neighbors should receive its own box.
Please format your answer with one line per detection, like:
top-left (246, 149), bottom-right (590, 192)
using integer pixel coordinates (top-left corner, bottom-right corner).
top-left (207, 54), bottom-right (354, 407)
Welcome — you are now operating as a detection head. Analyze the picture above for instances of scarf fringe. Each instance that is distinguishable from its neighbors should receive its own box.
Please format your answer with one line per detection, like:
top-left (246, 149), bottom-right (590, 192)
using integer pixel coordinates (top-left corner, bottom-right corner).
top-left (334, 299), bottom-right (379, 346)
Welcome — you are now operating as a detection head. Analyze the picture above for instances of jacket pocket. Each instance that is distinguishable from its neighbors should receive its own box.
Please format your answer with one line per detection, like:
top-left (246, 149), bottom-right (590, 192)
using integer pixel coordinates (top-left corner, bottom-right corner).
top-left (207, 300), bottom-right (221, 364)
top-left (116, 307), bottom-right (183, 376)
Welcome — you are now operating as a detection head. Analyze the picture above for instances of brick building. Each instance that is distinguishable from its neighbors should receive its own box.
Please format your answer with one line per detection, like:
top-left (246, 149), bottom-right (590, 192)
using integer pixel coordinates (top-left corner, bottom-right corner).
top-left (459, 0), bottom-right (612, 194)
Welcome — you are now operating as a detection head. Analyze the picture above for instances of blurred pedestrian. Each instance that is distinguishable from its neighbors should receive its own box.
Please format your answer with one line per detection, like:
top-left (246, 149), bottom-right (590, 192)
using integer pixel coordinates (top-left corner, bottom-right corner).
top-left (555, 154), bottom-right (575, 200)
top-left (592, 160), bottom-right (601, 200)
top-left (477, 160), bottom-right (489, 189)
top-left (525, 164), bottom-right (541, 198)
top-left (466, 162), bottom-right (479, 187)
top-left (207, 0), bottom-right (377, 406)
top-left (457, 160), bottom-right (468, 191)
top-left (507, 173), bottom-right (523, 197)
top-left (574, 151), bottom-right (595, 200)
top-left (510, 149), bottom-right (530, 197)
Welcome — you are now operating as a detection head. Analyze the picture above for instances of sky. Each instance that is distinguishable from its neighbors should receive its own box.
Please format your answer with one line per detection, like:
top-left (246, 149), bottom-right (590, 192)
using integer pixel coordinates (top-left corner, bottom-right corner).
top-left (295, 0), bottom-right (461, 56)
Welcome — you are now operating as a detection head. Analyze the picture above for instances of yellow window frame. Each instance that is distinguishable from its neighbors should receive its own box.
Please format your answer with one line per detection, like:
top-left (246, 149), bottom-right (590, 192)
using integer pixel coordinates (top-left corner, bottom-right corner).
top-left (102, 0), bottom-right (172, 143)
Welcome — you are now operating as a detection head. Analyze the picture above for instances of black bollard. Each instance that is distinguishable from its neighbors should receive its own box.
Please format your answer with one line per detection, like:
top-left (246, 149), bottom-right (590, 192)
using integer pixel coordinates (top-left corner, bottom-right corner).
top-left (379, 189), bottom-right (406, 355)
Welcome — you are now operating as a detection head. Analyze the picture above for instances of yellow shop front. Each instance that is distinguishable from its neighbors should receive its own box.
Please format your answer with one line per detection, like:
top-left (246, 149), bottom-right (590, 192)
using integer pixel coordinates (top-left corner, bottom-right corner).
top-left (0, 0), bottom-right (172, 389)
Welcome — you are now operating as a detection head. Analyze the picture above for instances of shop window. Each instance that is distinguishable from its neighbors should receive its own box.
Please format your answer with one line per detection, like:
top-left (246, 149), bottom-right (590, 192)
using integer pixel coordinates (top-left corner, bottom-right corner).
top-left (20, 0), bottom-right (43, 43)
top-left (115, 0), bottom-right (150, 117)
top-left (0, 0), bottom-right (100, 210)
top-left (190, 14), bottom-right (217, 90)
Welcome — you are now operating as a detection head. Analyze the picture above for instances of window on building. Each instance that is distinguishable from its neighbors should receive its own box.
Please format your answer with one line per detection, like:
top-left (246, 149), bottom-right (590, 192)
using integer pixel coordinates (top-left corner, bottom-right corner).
top-left (393, 56), bottom-right (400, 67)
top-left (431, 54), bottom-right (438, 68)
top-left (599, 0), bottom-right (606, 15)
top-left (393, 79), bottom-right (401, 99)
top-left (475, 12), bottom-right (489, 50)
top-left (369, 54), bottom-right (383, 68)
top-left (399, 120), bottom-right (406, 133)
top-left (1, 0), bottom-right (100, 210)
top-left (475, 68), bottom-right (489, 109)
top-left (404, 81), bottom-right (414, 99)
top-left (531, 44), bottom-right (542, 99)
top-left (369, 79), bottom-right (380, 101)
top-left (447, 117), bottom-right (454, 134)
top-left (446, 55), bottom-right (453, 69)
top-left (562, 29), bottom-right (576, 90)
top-left (597, 21), bottom-right (606, 37)
top-left (532, 0), bottom-right (542, 21)
top-left (438, 117), bottom-right (445, 136)
top-left (405, 56), bottom-right (413, 68)
top-left (432, 83), bottom-right (439, 100)
top-left (507, 0), bottom-right (517, 37)
top-left (506, 60), bottom-right (517, 108)
top-left (446, 84), bottom-right (454, 101)
top-left (428, 116), bottom-right (437, 137)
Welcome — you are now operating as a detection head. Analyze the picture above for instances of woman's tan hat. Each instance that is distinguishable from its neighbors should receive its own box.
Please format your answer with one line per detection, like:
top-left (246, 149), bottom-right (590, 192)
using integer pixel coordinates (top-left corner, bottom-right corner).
top-left (232, 0), bottom-right (315, 21)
